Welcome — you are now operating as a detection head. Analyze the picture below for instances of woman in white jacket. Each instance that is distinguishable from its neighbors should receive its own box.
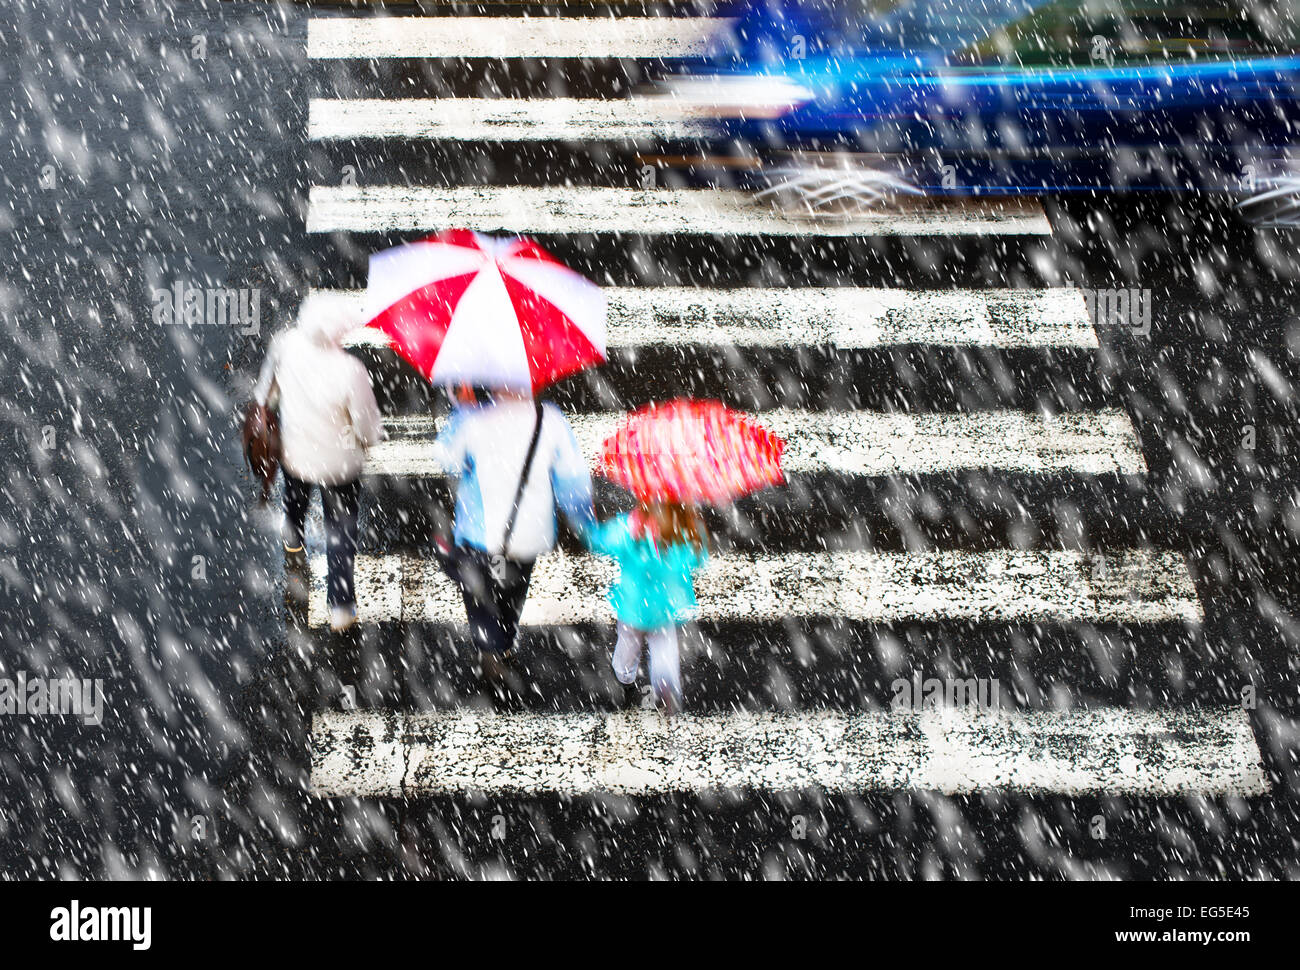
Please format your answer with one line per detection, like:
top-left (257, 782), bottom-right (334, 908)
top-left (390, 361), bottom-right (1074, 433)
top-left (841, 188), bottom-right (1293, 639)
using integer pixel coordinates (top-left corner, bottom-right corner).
top-left (433, 386), bottom-right (595, 702)
top-left (254, 294), bottom-right (386, 631)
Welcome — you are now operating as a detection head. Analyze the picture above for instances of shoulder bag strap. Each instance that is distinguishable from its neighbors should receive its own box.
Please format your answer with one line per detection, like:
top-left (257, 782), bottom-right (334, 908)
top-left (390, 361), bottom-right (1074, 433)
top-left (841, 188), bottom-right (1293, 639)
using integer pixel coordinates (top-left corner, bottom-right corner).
top-left (500, 401), bottom-right (545, 557)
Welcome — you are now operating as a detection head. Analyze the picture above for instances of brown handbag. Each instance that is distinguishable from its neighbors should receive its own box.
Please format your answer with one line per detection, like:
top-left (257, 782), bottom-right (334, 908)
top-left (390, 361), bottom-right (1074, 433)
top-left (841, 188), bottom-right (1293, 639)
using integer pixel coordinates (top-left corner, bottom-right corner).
top-left (242, 402), bottom-right (282, 505)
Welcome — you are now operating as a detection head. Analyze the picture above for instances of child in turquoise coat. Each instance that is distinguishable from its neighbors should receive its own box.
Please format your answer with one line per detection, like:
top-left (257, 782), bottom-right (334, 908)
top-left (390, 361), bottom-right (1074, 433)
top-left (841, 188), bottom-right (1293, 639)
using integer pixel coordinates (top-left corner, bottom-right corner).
top-left (584, 501), bottom-right (709, 713)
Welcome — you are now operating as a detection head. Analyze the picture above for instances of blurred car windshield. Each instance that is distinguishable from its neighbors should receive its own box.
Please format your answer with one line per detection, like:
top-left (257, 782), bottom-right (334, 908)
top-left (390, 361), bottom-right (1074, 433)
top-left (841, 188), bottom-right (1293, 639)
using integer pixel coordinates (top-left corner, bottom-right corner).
top-left (805, 0), bottom-right (1300, 64)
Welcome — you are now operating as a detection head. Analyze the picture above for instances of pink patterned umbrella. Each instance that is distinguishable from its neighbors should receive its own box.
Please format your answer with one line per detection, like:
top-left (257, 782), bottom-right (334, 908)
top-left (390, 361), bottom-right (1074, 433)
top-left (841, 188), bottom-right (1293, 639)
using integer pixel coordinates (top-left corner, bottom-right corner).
top-left (597, 399), bottom-right (786, 506)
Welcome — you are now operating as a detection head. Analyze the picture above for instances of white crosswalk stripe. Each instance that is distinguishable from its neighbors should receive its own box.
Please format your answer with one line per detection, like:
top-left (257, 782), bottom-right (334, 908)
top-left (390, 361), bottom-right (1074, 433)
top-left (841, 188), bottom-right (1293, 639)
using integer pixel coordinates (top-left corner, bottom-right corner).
top-left (310, 707), bottom-right (1267, 796)
top-left (307, 16), bottom-right (734, 60)
top-left (309, 98), bottom-right (709, 142)
top-left (307, 185), bottom-right (1054, 236)
top-left (321, 285), bottom-right (1100, 350)
top-left (368, 408), bottom-right (1147, 477)
top-left (307, 549), bottom-right (1202, 627)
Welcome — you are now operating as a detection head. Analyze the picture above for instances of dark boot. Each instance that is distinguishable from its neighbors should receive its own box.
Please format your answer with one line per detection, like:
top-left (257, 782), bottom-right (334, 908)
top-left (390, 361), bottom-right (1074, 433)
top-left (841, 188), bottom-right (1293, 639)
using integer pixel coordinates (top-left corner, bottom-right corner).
top-left (621, 682), bottom-right (644, 711)
top-left (284, 544), bottom-right (309, 624)
top-left (479, 651), bottom-right (524, 713)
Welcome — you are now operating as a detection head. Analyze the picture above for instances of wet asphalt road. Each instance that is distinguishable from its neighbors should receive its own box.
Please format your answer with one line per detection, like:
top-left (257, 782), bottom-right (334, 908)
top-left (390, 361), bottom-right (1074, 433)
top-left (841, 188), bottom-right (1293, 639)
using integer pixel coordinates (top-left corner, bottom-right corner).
top-left (1, 0), bottom-right (1299, 879)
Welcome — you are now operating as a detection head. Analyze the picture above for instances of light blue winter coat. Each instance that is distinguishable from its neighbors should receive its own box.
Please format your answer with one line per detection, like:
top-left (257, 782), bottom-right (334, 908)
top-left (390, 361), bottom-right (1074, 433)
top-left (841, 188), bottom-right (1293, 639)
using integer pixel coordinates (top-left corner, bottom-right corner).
top-left (433, 400), bottom-right (595, 559)
top-left (585, 513), bottom-right (708, 630)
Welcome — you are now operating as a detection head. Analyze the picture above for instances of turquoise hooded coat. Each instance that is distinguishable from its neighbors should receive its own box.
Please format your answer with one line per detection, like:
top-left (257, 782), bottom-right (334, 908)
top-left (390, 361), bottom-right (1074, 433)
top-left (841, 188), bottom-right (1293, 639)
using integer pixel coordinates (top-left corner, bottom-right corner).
top-left (585, 513), bottom-right (708, 630)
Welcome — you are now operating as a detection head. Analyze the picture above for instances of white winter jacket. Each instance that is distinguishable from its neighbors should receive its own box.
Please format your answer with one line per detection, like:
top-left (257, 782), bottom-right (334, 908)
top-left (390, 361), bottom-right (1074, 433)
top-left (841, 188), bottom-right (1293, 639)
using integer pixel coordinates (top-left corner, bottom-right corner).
top-left (254, 294), bottom-right (386, 485)
top-left (432, 399), bottom-right (595, 561)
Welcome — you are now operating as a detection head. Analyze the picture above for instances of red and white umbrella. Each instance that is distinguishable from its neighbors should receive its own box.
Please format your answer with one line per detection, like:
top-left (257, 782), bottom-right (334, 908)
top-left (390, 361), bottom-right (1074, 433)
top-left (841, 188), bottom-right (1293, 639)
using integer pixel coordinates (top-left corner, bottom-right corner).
top-left (363, 230), bottom-right (606, 393)
top-left (597, 399), bottom-right (786, 506)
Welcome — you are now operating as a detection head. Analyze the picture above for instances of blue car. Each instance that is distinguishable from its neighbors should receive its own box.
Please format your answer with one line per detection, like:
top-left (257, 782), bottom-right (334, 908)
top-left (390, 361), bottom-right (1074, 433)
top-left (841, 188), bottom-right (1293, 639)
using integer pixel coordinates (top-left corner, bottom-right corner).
top-left (658, 0), bottom-right (1300, 223)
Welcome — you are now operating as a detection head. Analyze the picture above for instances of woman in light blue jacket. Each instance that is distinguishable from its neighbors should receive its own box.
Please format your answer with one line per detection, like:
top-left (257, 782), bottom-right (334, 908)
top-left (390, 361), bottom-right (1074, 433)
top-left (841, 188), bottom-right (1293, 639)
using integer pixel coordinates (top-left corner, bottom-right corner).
top-left (585, 501), bottom-right (709, 714)
top-left (432, 386), bottom-right (595, 703)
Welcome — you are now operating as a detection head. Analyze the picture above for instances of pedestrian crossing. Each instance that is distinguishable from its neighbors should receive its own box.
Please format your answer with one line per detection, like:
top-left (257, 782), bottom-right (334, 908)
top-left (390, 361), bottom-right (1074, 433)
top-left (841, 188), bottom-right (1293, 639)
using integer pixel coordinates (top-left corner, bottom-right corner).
top-left (323, 285), bottom-right (1100, 349)
top-left (307, 548), bottom-right (1201, 627)
top-left (306, 16), bottom-right (732, 59)
top-left (368, 408), bottom-right (1147, 477)
top-left (298, 10), bottom-right (1268, 803)
top-left (311, 708), bottom-right (1267, 797)
top-left (307, 185), bottom-right (1053, 236)
top-left (310, 97), bottom-right (709, 142)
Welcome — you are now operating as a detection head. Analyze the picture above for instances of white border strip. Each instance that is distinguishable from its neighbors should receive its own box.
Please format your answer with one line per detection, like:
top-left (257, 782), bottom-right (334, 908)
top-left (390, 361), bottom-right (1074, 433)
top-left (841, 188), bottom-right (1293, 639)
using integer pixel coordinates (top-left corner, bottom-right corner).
top-left (367, 409), bottom-right (1146, 477)
top-left (309, 98), bottom-right (708, 142)
top-left (310, 707), bottom-right (1265, 796)
top-left (307, 16), bottom-right (733, 60)
top-left (306, 185), bottom-right (1053, 236)
top-left (320, 286), bottom-right (1099, 350)
top-left (307, 548), bottom-right (1202, 627)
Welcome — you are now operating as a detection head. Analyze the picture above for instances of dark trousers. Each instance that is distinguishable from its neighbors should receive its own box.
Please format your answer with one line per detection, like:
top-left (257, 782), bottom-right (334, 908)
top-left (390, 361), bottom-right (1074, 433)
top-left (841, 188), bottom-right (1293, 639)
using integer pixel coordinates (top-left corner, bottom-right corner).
top-left (283, 472), bottom-right (361, 609)
top-left (445, 546), bottom-right (535, 657)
